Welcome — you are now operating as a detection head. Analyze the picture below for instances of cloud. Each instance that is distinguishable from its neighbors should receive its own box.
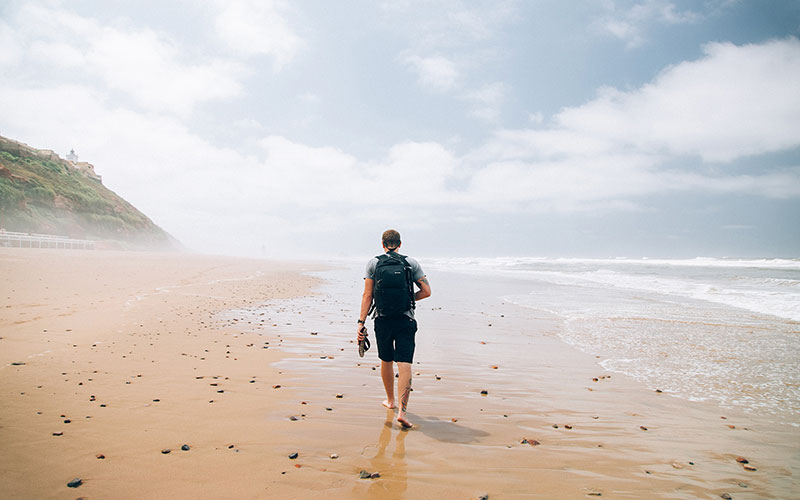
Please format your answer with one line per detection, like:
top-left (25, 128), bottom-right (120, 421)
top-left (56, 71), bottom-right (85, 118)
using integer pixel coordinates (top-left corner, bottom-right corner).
top-left (0, 21), bottom-right (23, 65)
top-left (390, 1), bottom-right (516, 118)
top-left (401, 53), bottom-right (461, 91)
top-left (596, 0), bottom-right (700, 48)
top-left (463, 38), bottom-right (800, 209)
top-left (460, 82), bottom-right (506, 122)
top-left (212, 0), bottom-right (303, 69)
top-left (87, 28), bottom-right (244, 114)
top-left (555, 38), bottom-right (800, 162)
top-left (382, 0), bottom-right (517, 48)
top-left (3, 3), bottom-right (245, 115)
top-left (297, 92), bottom-right (320, 104)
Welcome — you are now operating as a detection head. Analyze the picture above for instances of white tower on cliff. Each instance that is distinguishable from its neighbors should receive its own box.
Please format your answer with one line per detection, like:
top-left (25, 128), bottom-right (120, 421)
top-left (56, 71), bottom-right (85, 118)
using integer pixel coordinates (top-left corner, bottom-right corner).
top-left (66, 149), bottom-right (78, 163)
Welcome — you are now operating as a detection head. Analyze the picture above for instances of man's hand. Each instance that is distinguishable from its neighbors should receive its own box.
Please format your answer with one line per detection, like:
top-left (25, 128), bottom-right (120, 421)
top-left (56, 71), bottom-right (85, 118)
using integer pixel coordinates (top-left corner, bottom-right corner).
top-left (357, 325), bottom-right (367, 342)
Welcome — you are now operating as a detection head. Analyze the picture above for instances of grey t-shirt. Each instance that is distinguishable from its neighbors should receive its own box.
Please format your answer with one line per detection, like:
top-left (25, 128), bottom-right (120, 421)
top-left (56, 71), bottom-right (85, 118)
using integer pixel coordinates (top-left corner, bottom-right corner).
top-left (365, 252), bottom-right (425, 319)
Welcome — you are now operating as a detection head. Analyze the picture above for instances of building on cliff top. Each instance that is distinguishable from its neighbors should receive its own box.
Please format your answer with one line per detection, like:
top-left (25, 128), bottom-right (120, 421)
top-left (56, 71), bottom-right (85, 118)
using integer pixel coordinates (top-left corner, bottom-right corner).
top-left (65, 148), bottom-right (102, 183)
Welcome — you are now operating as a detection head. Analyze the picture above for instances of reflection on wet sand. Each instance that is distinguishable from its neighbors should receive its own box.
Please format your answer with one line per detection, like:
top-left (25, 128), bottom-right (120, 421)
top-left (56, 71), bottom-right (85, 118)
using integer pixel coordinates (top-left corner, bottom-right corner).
top-left (363, 410), bottom-right (408, 499)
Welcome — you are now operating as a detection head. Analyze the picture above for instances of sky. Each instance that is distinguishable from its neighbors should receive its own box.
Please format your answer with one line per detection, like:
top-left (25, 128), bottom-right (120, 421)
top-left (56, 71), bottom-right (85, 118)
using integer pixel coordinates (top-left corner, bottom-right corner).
top-left (1, 0), bottom-right (799, 259)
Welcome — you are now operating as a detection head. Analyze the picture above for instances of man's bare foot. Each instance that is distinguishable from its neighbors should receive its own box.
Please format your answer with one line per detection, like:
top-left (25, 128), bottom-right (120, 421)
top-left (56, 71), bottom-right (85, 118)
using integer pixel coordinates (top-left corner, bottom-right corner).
top-left (397, 415), bottom-right (413, 429)
top-left (382, 400), bottom-right (396, 409)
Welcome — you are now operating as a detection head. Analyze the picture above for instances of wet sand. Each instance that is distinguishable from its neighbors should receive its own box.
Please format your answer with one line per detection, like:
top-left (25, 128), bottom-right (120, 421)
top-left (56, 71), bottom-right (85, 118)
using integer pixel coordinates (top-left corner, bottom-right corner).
top-left (1, 250), bottom-right (796, 499)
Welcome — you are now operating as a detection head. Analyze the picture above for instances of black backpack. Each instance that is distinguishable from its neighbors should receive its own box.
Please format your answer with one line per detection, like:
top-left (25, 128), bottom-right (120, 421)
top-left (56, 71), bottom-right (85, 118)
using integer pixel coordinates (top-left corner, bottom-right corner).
top-left (371, 253), bottom-right (415, 317)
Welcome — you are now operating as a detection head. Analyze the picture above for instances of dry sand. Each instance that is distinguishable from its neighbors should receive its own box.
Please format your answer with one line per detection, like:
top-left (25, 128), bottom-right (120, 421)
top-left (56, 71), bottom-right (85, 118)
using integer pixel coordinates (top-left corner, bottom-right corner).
top-left (0, 249), bottom-right (795, 499)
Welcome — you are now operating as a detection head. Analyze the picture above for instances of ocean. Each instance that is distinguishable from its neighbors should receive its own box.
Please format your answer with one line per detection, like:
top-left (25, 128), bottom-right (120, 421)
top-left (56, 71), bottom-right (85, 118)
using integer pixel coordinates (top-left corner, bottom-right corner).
top-left (426, 257), bottom-right (800, 425)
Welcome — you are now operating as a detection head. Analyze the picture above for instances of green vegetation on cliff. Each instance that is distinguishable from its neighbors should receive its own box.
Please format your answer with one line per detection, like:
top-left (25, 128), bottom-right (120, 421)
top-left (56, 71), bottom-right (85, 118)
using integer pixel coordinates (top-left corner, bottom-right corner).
top-left (0, 136), bottom-right (178, 249)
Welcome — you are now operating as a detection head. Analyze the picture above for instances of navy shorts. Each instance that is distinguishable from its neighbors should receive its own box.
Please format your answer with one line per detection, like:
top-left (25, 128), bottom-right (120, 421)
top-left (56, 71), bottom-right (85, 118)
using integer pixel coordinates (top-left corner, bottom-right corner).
top-left (374, 316), bottom-right (417, 363)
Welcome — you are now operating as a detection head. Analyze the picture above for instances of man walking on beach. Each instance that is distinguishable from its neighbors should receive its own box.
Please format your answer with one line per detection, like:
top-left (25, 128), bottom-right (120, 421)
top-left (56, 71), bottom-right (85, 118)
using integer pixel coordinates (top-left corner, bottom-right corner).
top-left (358, 229), bottom-right (431, 429)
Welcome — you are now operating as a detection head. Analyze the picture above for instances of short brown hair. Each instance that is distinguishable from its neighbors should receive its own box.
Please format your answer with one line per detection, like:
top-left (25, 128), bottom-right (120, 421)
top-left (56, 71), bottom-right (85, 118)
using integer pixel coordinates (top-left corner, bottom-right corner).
top-left (382, 229), bottom-right (401, 249)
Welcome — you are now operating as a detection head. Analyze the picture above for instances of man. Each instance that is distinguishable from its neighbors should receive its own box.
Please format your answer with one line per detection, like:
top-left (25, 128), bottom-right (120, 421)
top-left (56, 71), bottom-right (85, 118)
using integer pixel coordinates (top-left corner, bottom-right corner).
top-left (357, 229), bottom-right (431, 429)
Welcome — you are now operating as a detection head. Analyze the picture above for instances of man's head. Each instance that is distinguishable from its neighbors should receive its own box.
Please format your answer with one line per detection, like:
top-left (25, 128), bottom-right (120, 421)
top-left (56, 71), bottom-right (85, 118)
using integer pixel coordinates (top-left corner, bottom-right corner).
top-left (382, 229), bottom-right (401, 252)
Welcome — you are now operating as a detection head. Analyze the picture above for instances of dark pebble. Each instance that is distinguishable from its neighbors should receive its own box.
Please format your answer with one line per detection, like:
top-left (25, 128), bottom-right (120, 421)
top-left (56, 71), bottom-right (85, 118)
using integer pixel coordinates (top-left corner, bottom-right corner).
top-left (738, 482), bottom-right (747, 488)
top-left (67, 478), bottom-right (82, 488)
top-left (161, 449), bottom-right (171, 454)
top-left (359, 470), bottom-right (371, 479)
top-left (289, 452), bottom-right (298, 459)
top-left (228, 444), bottom-right (235, 449)
top-left (640, 426), bottom-right (647, 431)
top-left (479, 495), bottom-right (489, 500)
top-left (96, 454), bottom-right (105, 459)
top-left (721, 494), bottom-right (732, 499)
top-left (735, 456), bottom-right (749, 464)
top-left (11, 362), bottom-right (26, 366)
top-left (289, 415), bottom-right (298, 421)
top-left (181, 445), bottom-right (190, 451)
top-left (53, 432), bottom-right (63, 436)
top-left (480, 390), bottom-right (488, 395)
top-left (370, 472), bottom-right (380, 479)
top-left (64, 419), bottom-right (71, 424)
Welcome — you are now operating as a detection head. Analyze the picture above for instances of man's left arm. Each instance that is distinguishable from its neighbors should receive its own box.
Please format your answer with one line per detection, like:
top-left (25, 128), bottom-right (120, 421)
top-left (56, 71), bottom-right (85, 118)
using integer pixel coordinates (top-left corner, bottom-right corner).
top-left (415, 276), bottom-right (431, 301)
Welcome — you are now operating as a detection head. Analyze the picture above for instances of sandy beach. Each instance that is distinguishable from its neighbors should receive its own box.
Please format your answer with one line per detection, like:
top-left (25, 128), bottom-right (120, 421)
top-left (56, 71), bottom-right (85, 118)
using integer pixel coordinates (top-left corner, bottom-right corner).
top-left (1, 249), bottom-right (796, 499)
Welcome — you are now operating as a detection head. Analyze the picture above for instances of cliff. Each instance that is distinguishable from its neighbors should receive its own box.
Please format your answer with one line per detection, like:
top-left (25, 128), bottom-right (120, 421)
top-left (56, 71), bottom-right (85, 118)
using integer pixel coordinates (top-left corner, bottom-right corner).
top-left (0, 135), bottom-right (180, 250)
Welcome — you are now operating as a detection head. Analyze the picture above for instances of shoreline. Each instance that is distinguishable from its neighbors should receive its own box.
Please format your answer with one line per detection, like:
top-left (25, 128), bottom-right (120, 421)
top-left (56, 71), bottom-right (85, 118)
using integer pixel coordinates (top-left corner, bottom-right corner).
top-left (224, 266), bottom-right (798, 498)
top-left (1, 250), bottom-right (795, 499)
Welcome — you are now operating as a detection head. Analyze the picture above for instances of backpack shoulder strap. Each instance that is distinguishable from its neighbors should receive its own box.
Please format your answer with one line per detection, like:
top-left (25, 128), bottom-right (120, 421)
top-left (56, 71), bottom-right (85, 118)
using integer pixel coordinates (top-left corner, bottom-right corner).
top-left (396, 253), bottom-right (416, 310)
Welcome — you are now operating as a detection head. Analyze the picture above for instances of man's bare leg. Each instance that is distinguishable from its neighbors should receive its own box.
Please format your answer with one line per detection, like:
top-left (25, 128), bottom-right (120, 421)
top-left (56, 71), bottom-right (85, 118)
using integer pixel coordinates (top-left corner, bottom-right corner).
top-left (380, 360), bottom-right (396, 409)
top-left (396, 362), bottom-right (413, 428)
